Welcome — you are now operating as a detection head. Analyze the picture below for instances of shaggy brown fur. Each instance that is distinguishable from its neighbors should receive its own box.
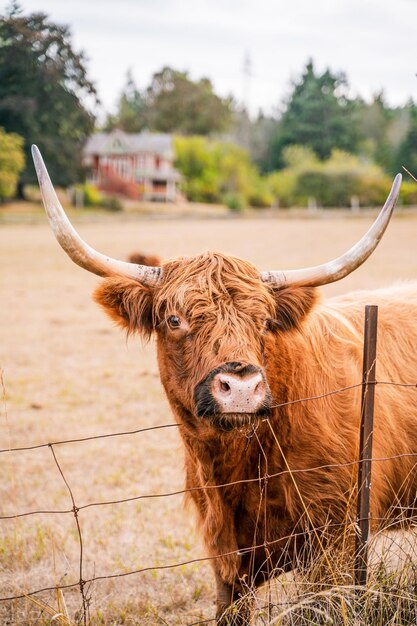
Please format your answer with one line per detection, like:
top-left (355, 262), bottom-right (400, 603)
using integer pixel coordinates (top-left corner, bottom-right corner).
top-left (94, 252), bottom-right (417, 624)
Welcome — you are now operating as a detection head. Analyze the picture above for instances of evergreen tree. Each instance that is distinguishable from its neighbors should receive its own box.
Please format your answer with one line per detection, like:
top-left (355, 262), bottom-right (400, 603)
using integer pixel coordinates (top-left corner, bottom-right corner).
top-left (267, 60), bottom-right (360, 170)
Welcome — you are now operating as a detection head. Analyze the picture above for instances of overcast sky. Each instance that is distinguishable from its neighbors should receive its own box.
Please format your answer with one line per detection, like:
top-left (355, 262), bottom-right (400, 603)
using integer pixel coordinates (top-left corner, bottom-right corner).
top-left (5, 0), bottom-right (417, 118)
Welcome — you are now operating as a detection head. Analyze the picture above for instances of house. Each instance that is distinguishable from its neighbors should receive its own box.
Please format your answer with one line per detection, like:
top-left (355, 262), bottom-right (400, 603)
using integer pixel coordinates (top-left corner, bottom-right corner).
top-left (83, 129), bottom-right (181, 202)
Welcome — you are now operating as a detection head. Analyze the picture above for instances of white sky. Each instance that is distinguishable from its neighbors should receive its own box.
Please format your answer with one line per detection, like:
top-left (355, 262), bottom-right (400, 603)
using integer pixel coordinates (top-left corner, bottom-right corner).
top-left (5, 0), bottom-right (417, 119)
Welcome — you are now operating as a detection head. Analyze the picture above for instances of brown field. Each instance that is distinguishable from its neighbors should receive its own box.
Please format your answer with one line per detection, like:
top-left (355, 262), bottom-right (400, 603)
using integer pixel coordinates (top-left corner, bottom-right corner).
top-left (1, 209), bottom-right (417, 625)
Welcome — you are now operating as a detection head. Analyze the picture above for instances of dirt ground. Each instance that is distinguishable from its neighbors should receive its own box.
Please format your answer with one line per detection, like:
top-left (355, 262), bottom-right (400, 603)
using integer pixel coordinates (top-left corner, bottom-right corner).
top-left (1, 210), bottom-right (416, 624)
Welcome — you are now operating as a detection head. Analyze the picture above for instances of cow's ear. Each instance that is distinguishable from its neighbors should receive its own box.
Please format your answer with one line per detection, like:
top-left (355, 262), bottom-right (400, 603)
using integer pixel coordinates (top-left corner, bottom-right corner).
top-left (270, 286), bottom-right (318, 332)
top-left (94, 277), bottom-right (154, 339)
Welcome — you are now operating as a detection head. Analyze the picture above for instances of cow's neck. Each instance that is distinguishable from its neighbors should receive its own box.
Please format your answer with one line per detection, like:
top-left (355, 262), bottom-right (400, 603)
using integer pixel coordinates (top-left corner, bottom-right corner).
top-left (177, 406), bottom-right (293, 583)
top-left (178, 410), bottom-right (288, 496)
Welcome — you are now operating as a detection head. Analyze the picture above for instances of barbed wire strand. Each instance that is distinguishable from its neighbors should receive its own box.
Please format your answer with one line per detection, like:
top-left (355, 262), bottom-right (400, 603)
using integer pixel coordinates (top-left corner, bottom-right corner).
top-left (0, 422), bottom-right (179, 454)
top-left (1, 512), bottom-right (416, 605)
top-left (0, 518), bottom-right (379, 602)
top-left (1, 379), bottom-right (414, 456)
top-left (5, 449), bottom-right (417, 521)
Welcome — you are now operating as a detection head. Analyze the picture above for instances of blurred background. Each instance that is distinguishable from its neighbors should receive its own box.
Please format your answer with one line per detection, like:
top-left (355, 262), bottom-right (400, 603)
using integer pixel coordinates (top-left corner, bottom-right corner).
top-left (2, 3), bottom-right (417, 624)
top-left (1, 0), bottom-right (417, 212)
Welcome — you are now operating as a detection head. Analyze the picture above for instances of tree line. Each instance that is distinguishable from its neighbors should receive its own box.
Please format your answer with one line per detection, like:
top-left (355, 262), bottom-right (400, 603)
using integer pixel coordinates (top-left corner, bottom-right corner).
top-left (0, 2), bottom-right (416, 207)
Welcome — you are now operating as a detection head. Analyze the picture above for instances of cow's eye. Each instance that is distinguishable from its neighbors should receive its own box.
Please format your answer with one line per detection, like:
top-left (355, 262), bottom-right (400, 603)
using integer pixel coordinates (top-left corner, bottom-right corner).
top-left (167, 315), bottom-right (181, 329)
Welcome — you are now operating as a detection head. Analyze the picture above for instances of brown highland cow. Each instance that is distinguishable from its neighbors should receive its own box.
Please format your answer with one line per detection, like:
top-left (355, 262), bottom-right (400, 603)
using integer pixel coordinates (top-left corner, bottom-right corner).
top-left (32, 145), bottom-right (417, 624)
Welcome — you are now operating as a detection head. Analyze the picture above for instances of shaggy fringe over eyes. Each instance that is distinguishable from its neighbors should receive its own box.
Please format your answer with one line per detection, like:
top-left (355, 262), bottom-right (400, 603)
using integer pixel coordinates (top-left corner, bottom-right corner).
top-left (154, 252), bottom-right (278, 325)
top-left (93, 254), bottom-right (318, 346)
top-left (93, 277), bottom-right (154, 340)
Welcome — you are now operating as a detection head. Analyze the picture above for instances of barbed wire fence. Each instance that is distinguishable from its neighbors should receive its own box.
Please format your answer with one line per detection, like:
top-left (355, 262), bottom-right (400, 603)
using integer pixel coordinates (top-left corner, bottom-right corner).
top-left (1, 305), bottom-right (417, 625)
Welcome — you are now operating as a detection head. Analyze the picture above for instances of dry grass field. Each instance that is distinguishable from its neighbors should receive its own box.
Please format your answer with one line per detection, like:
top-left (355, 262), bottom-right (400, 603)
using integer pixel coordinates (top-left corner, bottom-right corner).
top-left (1, 209), bottom-right (417, 625)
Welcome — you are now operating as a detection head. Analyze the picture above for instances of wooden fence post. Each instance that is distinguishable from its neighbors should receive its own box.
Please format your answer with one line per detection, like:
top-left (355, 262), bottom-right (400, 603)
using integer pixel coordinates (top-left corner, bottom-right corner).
top-left (354, 305), bottom-right (378, 587)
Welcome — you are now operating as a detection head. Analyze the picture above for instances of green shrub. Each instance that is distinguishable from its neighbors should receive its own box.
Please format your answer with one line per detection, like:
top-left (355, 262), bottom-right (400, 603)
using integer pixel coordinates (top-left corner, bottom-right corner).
top-left (175, 136), bottom-right (221, 202)
top-left (101, 196), bottom-right (123, 211)
top-left (73, 183), bottom-right (123, 211)
top-left (268, 146), bottom-right (320, 207)
top-left (267, 170), bottom-right (297, 207)
top-left (281, 144), bottom-right (319, 169)
top-left (329, 172), bottom-right (359, 206)
top-left (356, 175), bottom-right (392, 206)
top-left (277, 147), bottom-right (396, 208)
top-left (0, 128), bottom-right (25, 199)
top-left (296, 170), bottom-right (329, 206)
top-left (296, 170), bottom-right (359, 207)
top-left (214, 143), bottom-right (255, 202)
top-left (74, 183), bottom-right (102, 206)
top-left (399, 180), bottom-right (417, 206)
top-left (175, 135), bottom-right (260, 206)
top-left (223, 192), bottom-right (246, 211)
top-left (182, 172), bottom-right (221, 203)
top-left (175, 137), bottom-right (411, 209)
top-left (248, 181), bottom-right (274, 208)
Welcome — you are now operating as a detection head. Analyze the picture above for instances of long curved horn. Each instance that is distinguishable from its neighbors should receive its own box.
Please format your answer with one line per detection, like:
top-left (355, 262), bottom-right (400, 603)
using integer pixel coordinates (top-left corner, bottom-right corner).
top-left (31, 145), bottom-right (161, 285)
top-left (261, 174), bottom-right (402, 288)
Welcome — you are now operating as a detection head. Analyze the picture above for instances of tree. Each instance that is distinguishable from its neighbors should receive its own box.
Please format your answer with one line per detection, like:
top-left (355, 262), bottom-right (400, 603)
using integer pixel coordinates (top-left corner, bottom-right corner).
top-left (174, 136), bottom-right (220, 202)
top-left (0, 127), bottom-right (25, 199)
top-left (227, 107), bottom-right (279, 174)
top-left (391, 101), bottom-right (417, 177)
top-left (0, 2), bottom-right (96, 195)
top-left (356, 92), bottom-right (393, 170)
top-left (146, 67), bottom-right (232, 135)
top-left (105, 70), bottom-right (147, 132)
top-left (174, 135), bottom-right (266, 207)
top-left (267, 60), bottom-right (360, 170)
top-left (106, 66), bottom-right (233, 136)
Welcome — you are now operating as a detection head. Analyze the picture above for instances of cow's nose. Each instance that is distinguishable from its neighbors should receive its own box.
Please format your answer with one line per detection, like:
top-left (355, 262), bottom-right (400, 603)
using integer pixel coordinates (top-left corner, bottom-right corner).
top-left (211, 371), bottom-right (267, 413)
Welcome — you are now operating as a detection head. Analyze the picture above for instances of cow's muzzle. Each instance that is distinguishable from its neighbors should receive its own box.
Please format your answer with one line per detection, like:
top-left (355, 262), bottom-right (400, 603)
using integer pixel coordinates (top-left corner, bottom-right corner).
top-left (194, 362), bottom-right (272, 429)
